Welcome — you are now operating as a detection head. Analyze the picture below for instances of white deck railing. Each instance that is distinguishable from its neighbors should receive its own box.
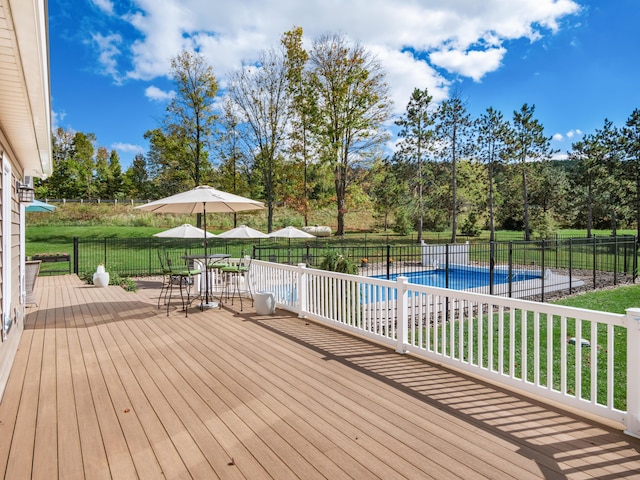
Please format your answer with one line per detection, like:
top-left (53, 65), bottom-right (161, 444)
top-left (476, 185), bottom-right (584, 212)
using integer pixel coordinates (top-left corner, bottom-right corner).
top-left (250, 260), bottom-right (640, 437)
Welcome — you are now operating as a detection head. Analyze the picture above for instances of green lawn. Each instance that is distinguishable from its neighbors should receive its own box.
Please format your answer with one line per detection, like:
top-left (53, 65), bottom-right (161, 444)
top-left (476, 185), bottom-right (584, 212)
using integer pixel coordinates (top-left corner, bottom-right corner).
top-left (404, 286), bottom-right (636, 411)
top-left (552, 283), bottom-right (640, 314)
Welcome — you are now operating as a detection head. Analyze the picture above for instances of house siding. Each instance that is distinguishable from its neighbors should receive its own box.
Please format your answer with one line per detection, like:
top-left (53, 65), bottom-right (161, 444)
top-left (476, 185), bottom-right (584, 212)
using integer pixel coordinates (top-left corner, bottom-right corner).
top-left (0, 158), bottom-right (26, 398)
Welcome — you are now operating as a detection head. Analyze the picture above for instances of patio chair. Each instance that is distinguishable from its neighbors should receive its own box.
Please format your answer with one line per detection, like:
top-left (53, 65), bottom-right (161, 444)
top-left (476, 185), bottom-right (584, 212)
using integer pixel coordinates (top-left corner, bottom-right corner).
top-left (25, 260), bottom-right (41, 306)
top-left (165, 252), bottom-right (201, 317)
top-left (219, 256), bottom-right (253, 311)
top-left (157, 249), bottom-right (172, 309)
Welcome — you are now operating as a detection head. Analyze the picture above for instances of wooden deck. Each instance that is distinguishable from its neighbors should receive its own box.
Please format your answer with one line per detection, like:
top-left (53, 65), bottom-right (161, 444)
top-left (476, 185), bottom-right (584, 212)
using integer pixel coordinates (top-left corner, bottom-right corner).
top-left (1, 275), bottom-right (640, 479)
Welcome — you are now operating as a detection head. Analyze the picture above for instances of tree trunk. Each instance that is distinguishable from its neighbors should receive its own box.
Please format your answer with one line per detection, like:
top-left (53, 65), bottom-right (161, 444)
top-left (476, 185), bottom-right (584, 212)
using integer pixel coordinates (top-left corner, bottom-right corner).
top-left (335, 165), bottom-right (346, 236)
top-left (587, 182), bottom-right (593, 238)
top-left (489, 163), bottom-right (495, 243)
top-left (417, 148), bottom-right (423, 243)
top-left (451, 153), bottom-right (457, 243)
top-left (636, 171), bottom-right (640, 240)
top-left (522, 164), bottom-right (530, 241)
top-left (268, 202), bottom-right (274, 234)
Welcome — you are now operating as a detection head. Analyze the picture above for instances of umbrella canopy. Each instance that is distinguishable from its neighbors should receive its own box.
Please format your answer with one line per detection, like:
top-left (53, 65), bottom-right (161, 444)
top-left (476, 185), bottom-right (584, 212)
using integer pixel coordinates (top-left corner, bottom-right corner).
top-left (268, 226), bottom-right (315, 239)
top-left (153, 224), bottom-right (216, 239)
top-left (136, 186), bottom-right (265, 307)
top-left (217, 225), bottom-right (269, 239)
top-left (26, 199), bottom-right (56, 212)
top-left (135, 185), bottom-right (265, 214)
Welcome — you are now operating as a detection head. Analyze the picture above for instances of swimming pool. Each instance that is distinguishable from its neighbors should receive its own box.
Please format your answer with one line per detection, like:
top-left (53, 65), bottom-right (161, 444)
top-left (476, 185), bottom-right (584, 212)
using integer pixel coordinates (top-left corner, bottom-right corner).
top-left (374, 265), bottom-right (541, 290)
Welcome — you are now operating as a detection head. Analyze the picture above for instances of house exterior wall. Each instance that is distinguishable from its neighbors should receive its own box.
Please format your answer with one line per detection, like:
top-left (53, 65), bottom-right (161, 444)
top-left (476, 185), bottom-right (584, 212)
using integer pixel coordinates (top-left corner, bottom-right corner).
top-left (0, 153), bottom-right (26, 397)
top-left (0, 0), bottom-right (52, 400)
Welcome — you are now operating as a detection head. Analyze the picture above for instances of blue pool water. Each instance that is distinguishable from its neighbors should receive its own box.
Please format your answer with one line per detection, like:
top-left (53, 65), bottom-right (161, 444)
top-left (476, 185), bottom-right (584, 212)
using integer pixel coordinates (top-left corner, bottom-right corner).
top-left (375, 265), bottom-right (540, 290)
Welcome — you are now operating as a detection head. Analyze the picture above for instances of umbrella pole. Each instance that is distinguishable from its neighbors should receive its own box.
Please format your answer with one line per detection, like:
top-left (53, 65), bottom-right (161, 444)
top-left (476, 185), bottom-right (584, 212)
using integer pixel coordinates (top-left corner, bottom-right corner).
top-left (200, 203), bottom-right (218, 309)
top-left (204, 203), bottom-right (208, 304)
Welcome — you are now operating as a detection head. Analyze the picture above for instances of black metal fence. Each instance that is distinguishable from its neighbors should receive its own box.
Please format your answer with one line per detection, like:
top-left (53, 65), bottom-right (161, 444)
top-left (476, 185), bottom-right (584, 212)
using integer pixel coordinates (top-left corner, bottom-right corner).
top-left (71, 235), bottom-right (637, 301)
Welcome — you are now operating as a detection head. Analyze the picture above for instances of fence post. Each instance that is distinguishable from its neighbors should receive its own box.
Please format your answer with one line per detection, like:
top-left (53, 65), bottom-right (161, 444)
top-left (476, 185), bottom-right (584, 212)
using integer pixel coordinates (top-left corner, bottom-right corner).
top-left (73, 237), bottom-right (79, 274)
top-left (541, 240), bottom-right (545, 303)
top-left (625, 308), bottom-right (640, 438)
top-left (614, 235), bottom-right (618, 285)
top-left (297, 263), bottom-right (308, 318)
top-left (508, 241), bottom-right (513, 298)
top-left (593, 236), bottom-right (597, 288)
top-left (635, 237), bottom-right (639, 282)
top-left (386, 244), bottom-right (391, 280)
top-left (569, 238), bottom-right (573, 294)
top-left (396, 276), bottom-right (409, 354)
top-left (445, 243), bottom-right (450, 289)
top-left (489, 242), bottom-right (495, 296)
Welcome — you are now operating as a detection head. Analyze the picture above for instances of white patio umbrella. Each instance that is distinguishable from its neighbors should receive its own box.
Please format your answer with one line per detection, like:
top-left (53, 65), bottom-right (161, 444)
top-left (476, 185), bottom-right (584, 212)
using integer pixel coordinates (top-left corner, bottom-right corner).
top-left (268, 226), bottom-right (315, 240)
top-left (153, 224), bottom-right (216, 239)
top-left (268, 226), bottom-right (315, 263)
top-left (217, 224), bottom-right (269, 239)
top-left (136, 186), bottom-right (265, 307)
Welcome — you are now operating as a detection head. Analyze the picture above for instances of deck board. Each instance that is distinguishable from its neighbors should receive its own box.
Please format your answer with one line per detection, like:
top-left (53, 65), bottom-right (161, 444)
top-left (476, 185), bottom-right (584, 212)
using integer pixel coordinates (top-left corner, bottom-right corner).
top-left (0, 274), bottom-right (639, 478)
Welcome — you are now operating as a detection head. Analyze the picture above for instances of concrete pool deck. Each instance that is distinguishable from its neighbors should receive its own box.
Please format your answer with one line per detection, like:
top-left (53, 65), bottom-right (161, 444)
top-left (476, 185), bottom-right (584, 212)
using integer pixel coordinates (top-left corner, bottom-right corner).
top-left (362, 263), bottom-right (585, 299)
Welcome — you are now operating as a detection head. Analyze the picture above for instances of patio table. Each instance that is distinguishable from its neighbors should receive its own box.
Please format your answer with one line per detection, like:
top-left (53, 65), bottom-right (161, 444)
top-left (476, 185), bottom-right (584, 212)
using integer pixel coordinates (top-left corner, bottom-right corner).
top-left (182, 253), bottom-right (230, 301)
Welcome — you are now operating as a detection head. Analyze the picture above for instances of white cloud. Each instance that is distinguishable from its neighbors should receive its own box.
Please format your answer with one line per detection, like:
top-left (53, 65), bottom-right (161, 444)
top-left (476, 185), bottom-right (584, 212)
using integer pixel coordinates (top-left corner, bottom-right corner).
top-left (112, 142), bottom-right (144, 154)
top-left (51, 109), bottom-right (66, 131)
top-left (93, 0), bottom-right (579, 105)
top-left (91, 0), bottom-right (114, 15)
top-left (145, 85), bottom-right (175, 102)
top-left (90, 32), bottom-right (123, 83)
top-left (553, 129), bottom-right (584, 143)
top-left (430, 47), bottom-right (506, 82)
top-left (565, 129), bottom-right (583, 139)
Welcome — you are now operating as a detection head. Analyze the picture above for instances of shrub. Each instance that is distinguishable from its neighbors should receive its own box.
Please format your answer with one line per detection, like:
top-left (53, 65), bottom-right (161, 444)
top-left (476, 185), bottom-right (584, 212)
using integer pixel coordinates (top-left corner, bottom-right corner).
top-left (318, 251), bottom-right (359, 274)
top-left (461, 211), bottom-right (482, 237)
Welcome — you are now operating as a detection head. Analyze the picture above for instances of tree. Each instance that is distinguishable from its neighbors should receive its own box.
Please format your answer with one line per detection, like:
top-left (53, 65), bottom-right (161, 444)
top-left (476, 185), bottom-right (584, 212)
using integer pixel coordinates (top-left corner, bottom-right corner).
top-left (42, 128), bottom-right (83, 199)
top-left (123, 153), bottom-right (152, 199)
top-left (369, 157), bottom-right (407, 231)
top-left (73, 132), bottom-right (97, 198)
top-left (282, 26), bottom-right (318, 226)
top-left (107, 150), bottom-right (123, 198)
top-left (509, 104), bottom-right (553, 241)
top-left (228, 46), bottom-right (291, 232)
top-left (475, 107), bottom-right (511, 242)
top-left (144, 127), bottom-right (192, 196)
top-left (568, 138), bottom-right (603, 236)
top-left (145, 50), bottom-right (218, 201)
top-left (307, 33), bottom-right (392, 235)
top-left (394, 87), bottom-right (435, 242)
top-left (621, 108), bottom-right (640, 238)
top-left (594, 119), bottom-right (624, 235)
top-left (94, 146), bottom-right (111, 198)
top-left (215, 95), bottom-right (251, 227)
top-left (435, 91), bottom-right (472, 243)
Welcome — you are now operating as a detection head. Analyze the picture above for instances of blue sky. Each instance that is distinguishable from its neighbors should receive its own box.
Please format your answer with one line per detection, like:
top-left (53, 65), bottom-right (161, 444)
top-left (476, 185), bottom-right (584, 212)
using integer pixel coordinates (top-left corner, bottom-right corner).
top-left (49, 0), bottom-right (640, 169)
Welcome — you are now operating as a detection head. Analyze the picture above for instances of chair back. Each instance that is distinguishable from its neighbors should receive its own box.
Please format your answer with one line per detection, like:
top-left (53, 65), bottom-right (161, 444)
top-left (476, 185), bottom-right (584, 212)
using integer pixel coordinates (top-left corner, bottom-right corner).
top-left (157, 249), bottom-right (167, 272)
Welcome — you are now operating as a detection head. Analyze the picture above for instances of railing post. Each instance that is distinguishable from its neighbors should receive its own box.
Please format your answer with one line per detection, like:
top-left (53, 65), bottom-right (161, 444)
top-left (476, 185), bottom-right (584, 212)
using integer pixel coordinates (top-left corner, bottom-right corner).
top-left (396, 276), bottom-right (409, 354)
top-left (73, 236), bottom-right (79, 274)
top-left (297, 263), bottom-right (308, 318)
top-left (625, 308), bottom-right (640, 438)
